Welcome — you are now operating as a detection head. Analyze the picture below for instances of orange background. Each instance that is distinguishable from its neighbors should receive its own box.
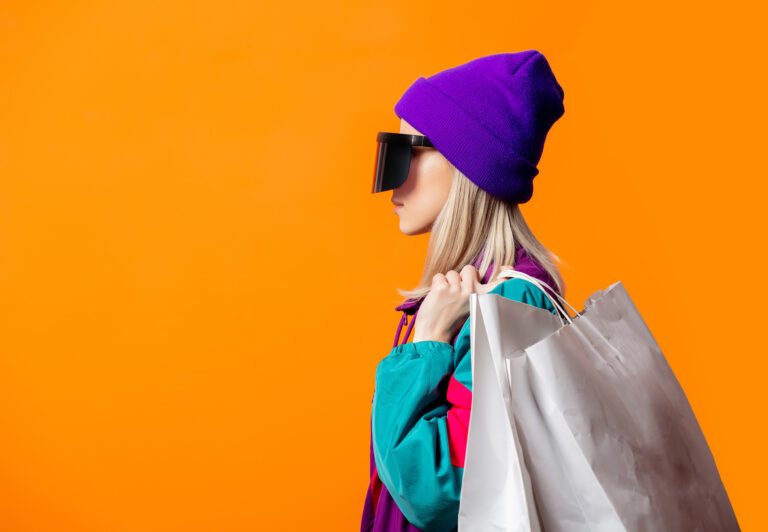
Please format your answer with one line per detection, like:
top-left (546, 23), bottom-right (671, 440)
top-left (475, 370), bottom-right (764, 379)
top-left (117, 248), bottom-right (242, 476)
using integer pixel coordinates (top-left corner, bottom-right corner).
top-left (0, 1), bottom-right (764, 530)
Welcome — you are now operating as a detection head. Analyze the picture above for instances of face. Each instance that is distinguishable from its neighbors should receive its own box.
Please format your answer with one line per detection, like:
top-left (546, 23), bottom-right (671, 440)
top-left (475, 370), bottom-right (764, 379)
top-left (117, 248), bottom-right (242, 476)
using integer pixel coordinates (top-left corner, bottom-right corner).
top-left (391, 119), bottom-right (453, 235)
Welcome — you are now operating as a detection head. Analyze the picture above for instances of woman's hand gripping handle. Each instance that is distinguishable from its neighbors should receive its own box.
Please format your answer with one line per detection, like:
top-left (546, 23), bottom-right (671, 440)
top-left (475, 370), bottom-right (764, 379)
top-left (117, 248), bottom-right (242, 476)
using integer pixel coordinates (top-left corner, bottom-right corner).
top-left (412, 264), bottom-right (513, 344)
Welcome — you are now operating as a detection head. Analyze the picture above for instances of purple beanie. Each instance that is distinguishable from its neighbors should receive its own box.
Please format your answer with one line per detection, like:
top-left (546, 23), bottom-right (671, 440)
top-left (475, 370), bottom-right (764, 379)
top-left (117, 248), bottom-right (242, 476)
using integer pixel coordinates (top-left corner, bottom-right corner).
top-left (394, 50), bottom-right (565, 204)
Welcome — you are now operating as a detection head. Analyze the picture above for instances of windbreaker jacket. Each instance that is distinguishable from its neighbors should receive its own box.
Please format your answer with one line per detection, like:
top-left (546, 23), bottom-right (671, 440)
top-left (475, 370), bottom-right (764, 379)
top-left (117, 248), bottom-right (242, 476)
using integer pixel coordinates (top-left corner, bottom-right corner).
top-left (360, 246), bottom-right (561, 531)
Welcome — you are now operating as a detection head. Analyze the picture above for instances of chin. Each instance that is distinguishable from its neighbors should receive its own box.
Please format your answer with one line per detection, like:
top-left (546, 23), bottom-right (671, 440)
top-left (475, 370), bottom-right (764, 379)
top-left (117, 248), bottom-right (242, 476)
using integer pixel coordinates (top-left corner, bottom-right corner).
top-left (398, 220), bottom-right (430, 236)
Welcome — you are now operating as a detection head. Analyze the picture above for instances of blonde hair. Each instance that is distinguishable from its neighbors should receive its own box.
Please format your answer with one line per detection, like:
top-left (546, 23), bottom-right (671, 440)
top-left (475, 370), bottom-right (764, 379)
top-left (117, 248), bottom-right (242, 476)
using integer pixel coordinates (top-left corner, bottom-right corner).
top-left (397, 163), bottom-right (566, 301)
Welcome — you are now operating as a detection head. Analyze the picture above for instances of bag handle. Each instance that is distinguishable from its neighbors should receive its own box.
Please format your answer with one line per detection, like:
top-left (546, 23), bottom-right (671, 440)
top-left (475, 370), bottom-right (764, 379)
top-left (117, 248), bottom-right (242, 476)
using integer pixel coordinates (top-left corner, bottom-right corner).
top-left (496, 269), bottom-right (580, 326)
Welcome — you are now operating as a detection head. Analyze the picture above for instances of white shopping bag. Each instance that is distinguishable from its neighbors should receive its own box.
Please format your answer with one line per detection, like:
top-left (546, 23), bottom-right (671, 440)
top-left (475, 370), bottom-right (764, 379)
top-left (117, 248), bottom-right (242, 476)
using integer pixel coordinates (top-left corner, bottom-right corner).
top-left (458, 271), bottom-right (740, 532)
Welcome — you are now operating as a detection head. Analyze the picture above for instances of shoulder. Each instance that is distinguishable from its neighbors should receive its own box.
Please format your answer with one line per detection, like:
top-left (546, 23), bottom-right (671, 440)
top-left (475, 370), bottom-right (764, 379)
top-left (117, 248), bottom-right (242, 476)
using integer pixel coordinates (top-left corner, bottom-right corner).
top-left (451, 276), bottom-right (559, 391)
top-left (488, 277), bottom-right (558, 314)
top-left (452, 277), bottom-right (558, 352)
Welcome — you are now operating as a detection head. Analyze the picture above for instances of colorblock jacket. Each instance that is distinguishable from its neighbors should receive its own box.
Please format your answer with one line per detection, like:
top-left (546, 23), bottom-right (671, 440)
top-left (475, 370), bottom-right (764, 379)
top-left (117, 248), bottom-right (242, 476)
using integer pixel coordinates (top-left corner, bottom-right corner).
top-left (360, 246), bottom-right (561, 532)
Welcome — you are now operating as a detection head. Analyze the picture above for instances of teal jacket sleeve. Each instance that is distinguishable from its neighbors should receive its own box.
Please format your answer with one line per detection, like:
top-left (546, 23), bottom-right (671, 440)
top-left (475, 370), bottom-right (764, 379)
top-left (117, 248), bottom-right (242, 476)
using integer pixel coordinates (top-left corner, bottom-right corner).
top-left (371, 278), bottom-right (558, 531)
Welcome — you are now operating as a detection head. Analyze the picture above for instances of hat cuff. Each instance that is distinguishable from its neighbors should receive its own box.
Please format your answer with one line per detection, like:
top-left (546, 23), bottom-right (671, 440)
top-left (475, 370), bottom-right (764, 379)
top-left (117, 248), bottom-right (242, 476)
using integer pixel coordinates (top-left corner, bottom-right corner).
top-left (394, 77), bottom-right (539, 203)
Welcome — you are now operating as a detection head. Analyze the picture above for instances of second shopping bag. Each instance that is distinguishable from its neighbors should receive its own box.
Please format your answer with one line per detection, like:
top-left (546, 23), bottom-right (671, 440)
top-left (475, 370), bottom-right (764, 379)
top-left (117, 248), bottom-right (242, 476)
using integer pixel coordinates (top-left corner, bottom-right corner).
top-left (458, 271), bottom-right (739, 532)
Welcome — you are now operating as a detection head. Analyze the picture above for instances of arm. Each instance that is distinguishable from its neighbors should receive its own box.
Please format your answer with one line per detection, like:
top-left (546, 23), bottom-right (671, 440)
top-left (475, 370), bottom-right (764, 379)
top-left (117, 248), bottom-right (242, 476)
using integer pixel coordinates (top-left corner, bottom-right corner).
top-left (372, 278), bottom-right (558, 531)
top-left (372, 340), bottom-right (460, 531)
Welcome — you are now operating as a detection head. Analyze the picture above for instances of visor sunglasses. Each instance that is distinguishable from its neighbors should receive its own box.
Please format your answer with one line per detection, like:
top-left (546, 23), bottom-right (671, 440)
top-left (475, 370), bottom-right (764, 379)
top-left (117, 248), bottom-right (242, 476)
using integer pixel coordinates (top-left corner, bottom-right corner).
top-left (372, 132), bottom-right (435, 193)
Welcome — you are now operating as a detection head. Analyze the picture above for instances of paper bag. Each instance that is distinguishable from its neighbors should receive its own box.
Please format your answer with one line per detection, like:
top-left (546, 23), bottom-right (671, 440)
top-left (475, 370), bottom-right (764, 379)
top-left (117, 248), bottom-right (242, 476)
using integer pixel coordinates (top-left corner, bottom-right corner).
top-left (458, 271), bottom-right (739, 531)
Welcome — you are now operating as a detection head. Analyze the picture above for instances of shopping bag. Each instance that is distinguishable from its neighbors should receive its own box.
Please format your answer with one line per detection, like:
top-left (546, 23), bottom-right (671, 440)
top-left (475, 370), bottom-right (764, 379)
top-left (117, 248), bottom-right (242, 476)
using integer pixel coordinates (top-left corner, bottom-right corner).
top-left (458, 271), bottom-right (740, 532)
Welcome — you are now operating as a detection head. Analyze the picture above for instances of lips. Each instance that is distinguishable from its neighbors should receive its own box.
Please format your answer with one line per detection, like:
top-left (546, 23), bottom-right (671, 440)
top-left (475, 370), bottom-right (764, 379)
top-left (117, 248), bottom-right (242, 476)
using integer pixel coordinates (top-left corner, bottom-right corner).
top-left (391, 200), bottom-right (404, 206)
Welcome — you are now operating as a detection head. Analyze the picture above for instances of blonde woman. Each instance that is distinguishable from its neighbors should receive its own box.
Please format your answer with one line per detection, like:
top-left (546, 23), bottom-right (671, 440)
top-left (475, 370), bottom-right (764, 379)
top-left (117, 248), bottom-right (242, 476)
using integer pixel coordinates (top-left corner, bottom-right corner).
top-left (361, 50), bottom-right (566, 532)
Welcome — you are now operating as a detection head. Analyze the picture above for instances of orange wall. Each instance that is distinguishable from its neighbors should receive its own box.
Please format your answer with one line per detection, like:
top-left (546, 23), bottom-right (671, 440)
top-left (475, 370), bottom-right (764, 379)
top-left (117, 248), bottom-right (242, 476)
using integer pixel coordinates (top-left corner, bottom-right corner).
top-left (0, 1), bottom-right (763, 530)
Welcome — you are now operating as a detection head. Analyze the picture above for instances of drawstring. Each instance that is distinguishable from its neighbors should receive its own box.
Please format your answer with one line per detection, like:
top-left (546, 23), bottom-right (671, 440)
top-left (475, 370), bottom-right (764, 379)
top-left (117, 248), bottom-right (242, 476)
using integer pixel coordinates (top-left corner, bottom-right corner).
top-left (392, 308), bottom-right (420, 347)
top-left (392, 313), bottom-right (406, 348)
top-left (403, 309), bottom-right (418, 344)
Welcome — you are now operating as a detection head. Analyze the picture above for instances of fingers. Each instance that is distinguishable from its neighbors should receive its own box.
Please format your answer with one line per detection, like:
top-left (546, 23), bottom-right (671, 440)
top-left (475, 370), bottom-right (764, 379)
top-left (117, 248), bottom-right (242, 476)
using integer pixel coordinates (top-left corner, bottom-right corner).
top-left (495, 264), bottom-right (515, 281)
top-left (431, 272), bottom-right (449, 290)
top-left (432, 266), bottom-right (478, 292)
top-left (476, 264), bottom-right (516, 294)
top-left (434, 264), bottom-right (516, 295)
top-left (460, 264), bottom-right (478, 294)
top-left (445, 269), bottom-right (462, 288)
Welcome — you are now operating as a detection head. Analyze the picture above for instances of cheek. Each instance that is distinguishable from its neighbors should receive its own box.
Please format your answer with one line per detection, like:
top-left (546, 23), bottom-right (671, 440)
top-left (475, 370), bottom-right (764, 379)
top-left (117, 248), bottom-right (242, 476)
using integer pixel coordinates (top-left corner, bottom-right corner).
top-left (420, 159), bottom-right (452, 205)
top-left (399, 154), bottom-right (451, 227)
top-left (404, 189), bottom-right (444, 228)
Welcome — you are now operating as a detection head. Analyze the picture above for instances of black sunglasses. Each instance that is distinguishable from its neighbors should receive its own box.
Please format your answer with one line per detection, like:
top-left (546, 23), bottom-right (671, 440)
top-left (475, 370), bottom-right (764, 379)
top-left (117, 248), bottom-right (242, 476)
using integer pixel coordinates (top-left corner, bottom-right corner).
top-left (372, 132), bottom-right (436, 193)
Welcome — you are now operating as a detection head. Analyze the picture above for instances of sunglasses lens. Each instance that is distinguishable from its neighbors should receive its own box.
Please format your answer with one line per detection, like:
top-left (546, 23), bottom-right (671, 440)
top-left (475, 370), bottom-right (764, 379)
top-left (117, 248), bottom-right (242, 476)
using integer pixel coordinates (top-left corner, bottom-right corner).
top-left (372, 141), bottom-right (411, 193)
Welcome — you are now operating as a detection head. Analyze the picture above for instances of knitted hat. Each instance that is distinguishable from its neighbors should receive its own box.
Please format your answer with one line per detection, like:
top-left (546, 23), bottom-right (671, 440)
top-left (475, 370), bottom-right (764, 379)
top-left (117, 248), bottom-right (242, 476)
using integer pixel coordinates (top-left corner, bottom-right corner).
top-left (394, 50), bottom-right (565, 204)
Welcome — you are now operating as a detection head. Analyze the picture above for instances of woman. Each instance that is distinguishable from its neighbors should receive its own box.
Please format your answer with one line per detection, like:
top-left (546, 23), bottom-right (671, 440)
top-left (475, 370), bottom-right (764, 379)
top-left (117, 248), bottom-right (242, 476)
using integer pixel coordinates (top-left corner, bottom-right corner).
top-left (362, 50), bottom-right (566, 532)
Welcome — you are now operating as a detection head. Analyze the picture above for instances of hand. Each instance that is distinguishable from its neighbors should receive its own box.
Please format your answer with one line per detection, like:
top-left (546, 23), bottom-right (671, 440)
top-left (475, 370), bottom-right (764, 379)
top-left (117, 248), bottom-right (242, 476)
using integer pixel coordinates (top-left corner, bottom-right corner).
top-left (412, 264), bottom-right (514, 344)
